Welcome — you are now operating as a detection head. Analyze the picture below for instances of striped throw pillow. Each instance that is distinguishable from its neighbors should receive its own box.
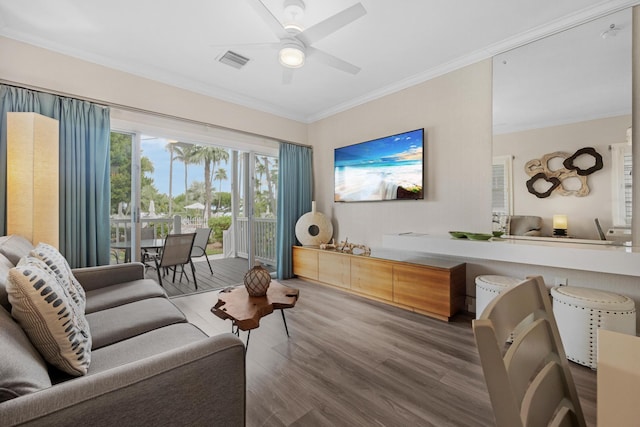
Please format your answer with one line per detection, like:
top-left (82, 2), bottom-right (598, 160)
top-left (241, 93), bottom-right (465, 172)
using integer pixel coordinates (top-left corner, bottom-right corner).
top-left (7, 259), bottom-right (91, 376)
top-left (30, 243), bottom-right (86, 312)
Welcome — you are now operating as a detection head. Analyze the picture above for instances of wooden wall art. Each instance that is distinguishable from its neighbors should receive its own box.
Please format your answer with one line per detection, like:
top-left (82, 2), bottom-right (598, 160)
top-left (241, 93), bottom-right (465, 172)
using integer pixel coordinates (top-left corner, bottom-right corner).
top-left (563, 147), bottom-right (603, 176)
top-left (524, 147), bottom-right (602, 198)
top-left (525, 173), bottom-right (561, 198)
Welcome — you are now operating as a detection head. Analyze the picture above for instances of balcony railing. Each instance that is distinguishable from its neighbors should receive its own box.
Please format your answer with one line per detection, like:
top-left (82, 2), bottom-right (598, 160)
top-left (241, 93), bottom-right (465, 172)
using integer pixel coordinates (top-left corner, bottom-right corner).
top-left (235, 217), bottom-right (277, 266)
top-left (110, 216), bottom-right (277, 267)
top-left (110, 217), bottom-right (175, 242)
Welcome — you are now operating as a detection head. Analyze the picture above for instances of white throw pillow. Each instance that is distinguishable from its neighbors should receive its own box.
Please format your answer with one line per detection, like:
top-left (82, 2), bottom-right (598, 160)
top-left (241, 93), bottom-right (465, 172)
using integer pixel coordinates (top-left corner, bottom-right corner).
top-left (30, 243), bottom-right (86, 312)
top-left (7, 258), bottom-right (91, 376)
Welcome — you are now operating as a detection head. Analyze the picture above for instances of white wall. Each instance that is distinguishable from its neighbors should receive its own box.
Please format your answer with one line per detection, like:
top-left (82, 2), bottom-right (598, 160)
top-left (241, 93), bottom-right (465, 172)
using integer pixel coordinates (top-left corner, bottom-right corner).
top-left (494, 115), bottom-right (632, 239)
top-left (0, 36), bottom-right (307, 145)
top-left (308, 61), bottom-right (494, 248)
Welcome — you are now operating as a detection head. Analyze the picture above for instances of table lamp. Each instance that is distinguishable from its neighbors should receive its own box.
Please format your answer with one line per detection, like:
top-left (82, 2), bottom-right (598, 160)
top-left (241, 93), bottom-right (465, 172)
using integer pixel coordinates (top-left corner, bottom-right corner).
top-left (553, 214), bottom-right (568, 237)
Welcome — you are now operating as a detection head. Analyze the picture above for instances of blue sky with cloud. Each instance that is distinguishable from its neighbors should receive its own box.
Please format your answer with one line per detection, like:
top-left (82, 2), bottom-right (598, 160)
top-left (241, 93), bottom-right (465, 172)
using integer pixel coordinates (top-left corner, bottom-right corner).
top-left (141, 137), bottom-right (231, 196)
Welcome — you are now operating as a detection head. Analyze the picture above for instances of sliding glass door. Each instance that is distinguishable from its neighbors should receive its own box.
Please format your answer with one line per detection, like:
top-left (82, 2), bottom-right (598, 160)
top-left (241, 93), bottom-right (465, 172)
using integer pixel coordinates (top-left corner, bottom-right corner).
top-left (111, 111), bottom-right (278, 284)
top-left (233, 151), bottom-right (278, 270)
top-left (253, 153), bottom-right (278, 267)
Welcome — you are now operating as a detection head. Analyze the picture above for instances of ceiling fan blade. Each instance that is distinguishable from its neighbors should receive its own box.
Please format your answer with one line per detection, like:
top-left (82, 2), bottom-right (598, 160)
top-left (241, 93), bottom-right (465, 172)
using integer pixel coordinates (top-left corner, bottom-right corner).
top-left (298, 3), bottom-right (366, 46)
top-left (307, 46), bottom-right (361, 75)
top-left (282, 68), bottom-right (294, 84)
top-left (246, 0), bottom-right (287, 39)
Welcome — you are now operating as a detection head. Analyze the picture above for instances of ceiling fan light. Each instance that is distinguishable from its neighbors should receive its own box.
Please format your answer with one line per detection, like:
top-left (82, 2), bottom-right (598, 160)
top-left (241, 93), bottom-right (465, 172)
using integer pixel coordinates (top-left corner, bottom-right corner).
top-left (279, 46), bottom-right (305, 68)
top-left (283, 22), bottom-right (304, 32)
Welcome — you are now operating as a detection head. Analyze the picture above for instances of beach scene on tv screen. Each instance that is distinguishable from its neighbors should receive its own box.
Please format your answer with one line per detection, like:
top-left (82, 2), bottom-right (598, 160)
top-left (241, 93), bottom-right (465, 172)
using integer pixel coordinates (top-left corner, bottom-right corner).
top-left (334, 129), bottom-right (424, 202)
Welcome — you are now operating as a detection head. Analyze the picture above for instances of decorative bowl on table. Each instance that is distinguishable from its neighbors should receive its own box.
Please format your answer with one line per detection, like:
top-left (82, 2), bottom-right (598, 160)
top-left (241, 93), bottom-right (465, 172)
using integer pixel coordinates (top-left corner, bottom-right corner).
top-left (464, 233), bottom-right (493, 241)
top-left (492, 231), bottom-right (503, 238)
top-left (449, 231), bottom-right (468, 239)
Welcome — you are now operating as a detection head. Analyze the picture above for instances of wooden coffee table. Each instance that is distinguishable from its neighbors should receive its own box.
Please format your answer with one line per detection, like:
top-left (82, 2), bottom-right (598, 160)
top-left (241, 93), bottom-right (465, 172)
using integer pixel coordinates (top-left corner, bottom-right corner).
top-left (211, 281), bottom-right (299, 348)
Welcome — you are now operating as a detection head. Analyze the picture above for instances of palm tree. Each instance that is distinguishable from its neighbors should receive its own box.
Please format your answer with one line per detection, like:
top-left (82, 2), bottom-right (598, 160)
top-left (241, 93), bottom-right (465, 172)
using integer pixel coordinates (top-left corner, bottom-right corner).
top-left (214, 168), bottom-right (228, 212)
top-left (172, 143), bottom-right (196, 206)
top-left (191, 146), bottom-right (229, 221)
top-left (186, 181), bottom-right (206, 204)
top-left (259, 156), bottom-right (276, 215)
top-left (255, 160), bottom-right (266, 192)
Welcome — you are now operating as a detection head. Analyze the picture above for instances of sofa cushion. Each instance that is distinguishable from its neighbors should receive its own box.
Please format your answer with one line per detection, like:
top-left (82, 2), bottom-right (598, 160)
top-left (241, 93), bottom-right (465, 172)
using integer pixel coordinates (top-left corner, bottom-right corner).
top-left (88, 323), bottom-right (207, 375)
top-left (84, 279), bottom-right (167, 314)
top-left (0, 235), bottom-right (35, 266)
top-left (0, 253), bottom-right (14, 312)
top-left (7, 260), bottom-right (92, 376)
top-left (87, 297), bottom-right (187, 349)
top-left (30, 242), bottom-right (86, 312)
top-left (0, 305), bottom-right (52, 403)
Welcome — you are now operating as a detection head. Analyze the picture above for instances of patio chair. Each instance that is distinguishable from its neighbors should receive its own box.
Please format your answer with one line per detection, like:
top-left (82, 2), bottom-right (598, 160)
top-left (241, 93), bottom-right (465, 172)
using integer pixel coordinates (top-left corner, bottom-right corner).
top-left (191, 227), bottom-right (213, 274)
top-left (140, 227), bottom-right (158, 266)
top-left (472, 276), bottom-right (586, 427)
top-left (153, 233), bottom-right (198, 290)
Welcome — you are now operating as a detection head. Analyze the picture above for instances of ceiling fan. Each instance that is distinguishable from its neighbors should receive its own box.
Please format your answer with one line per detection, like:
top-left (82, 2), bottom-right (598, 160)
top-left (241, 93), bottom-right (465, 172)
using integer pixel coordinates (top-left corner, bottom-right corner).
top-left (232, 0), bottom-right (367, 83)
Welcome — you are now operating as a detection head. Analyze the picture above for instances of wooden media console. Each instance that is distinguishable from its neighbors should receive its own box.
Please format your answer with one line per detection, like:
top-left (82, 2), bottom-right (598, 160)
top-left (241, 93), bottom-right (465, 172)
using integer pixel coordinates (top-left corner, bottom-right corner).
top-left (292, 246), bottom-right (466, 321)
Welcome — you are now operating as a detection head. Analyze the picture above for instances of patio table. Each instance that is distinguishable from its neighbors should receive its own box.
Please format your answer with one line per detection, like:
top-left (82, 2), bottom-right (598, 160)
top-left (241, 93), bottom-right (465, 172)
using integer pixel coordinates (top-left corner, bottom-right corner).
top-left (111, 239), bottom-right (164, 263)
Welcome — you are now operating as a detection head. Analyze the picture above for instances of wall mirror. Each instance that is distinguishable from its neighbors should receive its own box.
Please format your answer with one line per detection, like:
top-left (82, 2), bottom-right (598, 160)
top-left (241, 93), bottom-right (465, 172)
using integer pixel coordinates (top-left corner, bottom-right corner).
top-left (492, 8), bottom-right (633, 242)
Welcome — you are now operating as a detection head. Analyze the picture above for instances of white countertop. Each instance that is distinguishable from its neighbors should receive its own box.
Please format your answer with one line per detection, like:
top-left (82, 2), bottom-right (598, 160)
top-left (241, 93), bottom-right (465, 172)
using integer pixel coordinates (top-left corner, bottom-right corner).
top-left (382, 233), bottom-right (640, 277)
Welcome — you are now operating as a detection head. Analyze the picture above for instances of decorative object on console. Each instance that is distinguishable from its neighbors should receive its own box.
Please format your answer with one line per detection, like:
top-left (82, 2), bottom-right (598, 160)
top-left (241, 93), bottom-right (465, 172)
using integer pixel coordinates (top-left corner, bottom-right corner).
top-left (336, 240), bottom-right (371, 255)
top-left (294, 201), bottom-right (333, 246)
top-left (243, 262), bottom-right (272, 297)
top-left (319, 239), bottom-right (336, 250)
top-left (553, 214), bottom-right (568, 237)
top-left (449, 231), bottom-right (467, 239)
top-left (492, 212), bottom-right (509, 235)
top-left (507, 215), bottom-right (542, 236)
top-left (464, 233), bottom-right (493, 241)
top-left (524, 147), bottom-right (602, 198)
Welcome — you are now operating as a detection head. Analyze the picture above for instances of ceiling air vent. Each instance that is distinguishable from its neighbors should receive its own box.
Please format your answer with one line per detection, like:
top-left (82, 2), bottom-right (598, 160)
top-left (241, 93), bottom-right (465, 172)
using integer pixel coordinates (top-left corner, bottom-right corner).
top-left (218, 50), bottom-right (250, 69)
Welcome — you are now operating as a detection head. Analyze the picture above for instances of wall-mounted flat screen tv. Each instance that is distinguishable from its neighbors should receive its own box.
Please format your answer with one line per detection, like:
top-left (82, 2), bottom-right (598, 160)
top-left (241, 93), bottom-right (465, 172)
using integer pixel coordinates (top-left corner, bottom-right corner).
top-left (334, 128), bottom-right (424, 202)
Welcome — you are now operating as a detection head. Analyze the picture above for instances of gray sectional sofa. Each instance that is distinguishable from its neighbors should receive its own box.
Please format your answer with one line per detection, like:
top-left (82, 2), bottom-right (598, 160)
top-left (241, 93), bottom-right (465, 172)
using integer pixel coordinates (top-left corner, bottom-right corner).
top-left (0, 235), bottom-right (246, 426)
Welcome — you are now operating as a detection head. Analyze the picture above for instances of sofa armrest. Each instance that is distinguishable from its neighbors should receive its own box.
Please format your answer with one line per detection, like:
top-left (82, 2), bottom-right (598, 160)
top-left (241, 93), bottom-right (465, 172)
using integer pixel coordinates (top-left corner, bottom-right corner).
top-left (0, 333), bottom-right (246, 427)
top-left (72, 263), bottom-right (146, 291)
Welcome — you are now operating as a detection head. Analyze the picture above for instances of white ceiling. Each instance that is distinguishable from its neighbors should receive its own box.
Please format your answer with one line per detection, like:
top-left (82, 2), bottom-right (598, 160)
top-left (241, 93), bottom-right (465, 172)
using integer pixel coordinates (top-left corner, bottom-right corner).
top-left (0, 0), bottom-right (637, 124)
top-left (493, 7), bottom-right (633, 134)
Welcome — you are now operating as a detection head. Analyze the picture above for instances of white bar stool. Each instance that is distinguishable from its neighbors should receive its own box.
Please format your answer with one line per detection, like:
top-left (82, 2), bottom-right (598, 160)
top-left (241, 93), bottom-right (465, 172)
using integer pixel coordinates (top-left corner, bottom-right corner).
top-left (475, 275), bottom-right (522, 319)
top-left (476, 275), bottom-right (525, 342)
top-left (476, 274), bottom-right (522, 319)
top-left (551, 285), bottom-right (636, 369)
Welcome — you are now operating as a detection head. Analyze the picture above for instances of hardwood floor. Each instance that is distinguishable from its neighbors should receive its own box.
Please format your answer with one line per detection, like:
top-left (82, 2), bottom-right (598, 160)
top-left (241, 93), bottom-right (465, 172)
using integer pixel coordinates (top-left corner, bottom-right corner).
top-left (171, 278), bottom-right (597, 427)
top-left (141, 256), bottom-right (275, 297)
